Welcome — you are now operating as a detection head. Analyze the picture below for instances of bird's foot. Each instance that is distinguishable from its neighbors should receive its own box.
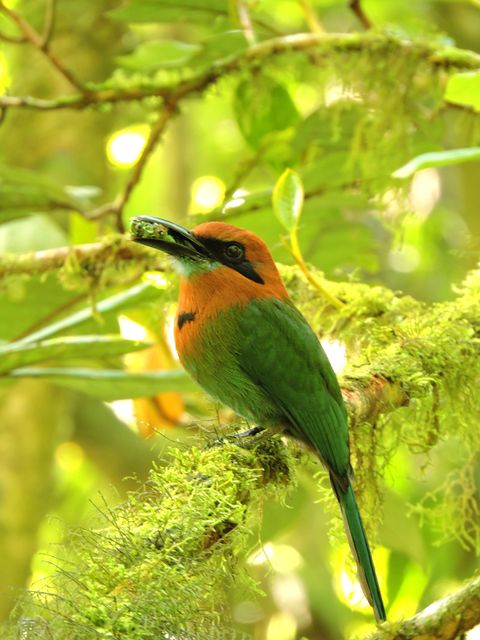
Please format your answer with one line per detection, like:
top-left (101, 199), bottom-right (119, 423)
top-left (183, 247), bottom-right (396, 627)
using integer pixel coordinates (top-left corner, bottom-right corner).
top-left (208, 426), bottom-right (266, 450)
top-left (233, 426), bottom-right (264, 439)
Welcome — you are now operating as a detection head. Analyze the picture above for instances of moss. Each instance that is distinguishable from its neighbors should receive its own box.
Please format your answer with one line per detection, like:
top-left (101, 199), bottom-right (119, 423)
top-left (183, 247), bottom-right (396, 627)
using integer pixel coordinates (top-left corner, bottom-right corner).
top-left (5, 439), bottom-right (297, 639)
top-left (283, 263), bottom-right (480, 550)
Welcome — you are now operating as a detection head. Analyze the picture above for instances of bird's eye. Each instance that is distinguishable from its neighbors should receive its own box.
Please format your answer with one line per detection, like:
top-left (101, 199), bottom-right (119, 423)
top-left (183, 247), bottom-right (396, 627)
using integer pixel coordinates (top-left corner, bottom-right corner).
top-left (224, 242), bottom-right (244, 263)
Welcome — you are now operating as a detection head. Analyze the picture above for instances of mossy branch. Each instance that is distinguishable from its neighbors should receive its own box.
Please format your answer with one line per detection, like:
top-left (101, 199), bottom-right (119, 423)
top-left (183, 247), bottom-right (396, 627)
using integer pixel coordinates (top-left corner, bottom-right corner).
top-left (0, 32), bottom-right (478, 112)
top-left (4, 438), bottom-right (297, 639)
top-left (3, 434), bottom-right (479, 638)
top-left (368, 574), bottom-right (480, 640)
top-left (0, 236), bottom-right (161, 280)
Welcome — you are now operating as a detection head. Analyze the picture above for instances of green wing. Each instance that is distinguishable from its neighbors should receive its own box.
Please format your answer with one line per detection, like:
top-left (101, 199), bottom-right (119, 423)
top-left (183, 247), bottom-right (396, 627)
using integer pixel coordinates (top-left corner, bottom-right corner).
top-left (237, 298), bottom-right (350, 478)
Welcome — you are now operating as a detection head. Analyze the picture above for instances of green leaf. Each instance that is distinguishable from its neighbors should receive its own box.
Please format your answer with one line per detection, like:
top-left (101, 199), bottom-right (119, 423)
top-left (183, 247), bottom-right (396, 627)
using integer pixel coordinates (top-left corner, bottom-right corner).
top-left (117, 40), bottom-right (201, 72)
top-left (0, 165), bottom-right (89, 222)
top-left (392, 147), bottom-right (480, 179)
top-left (444, 71), bottom-right (480, 112)
top-left (17, 282), bottom-right (154, 345)
top-left (0, 336), bottom-right (150, 374)
top-left (110, 0), bottom-right (228, 26)
top-left (197, 31), bottom-right (247, 65)
top-left (5, 367), bottom-right (198, 401)
top-left (233, 76), bottom-right (300, 150)
top-left (272, 169), bottom-right (304, 233)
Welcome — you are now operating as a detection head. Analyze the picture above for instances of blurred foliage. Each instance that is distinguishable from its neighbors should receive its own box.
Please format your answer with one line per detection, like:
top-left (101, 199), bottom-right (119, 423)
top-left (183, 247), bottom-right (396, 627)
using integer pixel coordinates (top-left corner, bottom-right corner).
top-left (0, 0), bottom-right (480, 638)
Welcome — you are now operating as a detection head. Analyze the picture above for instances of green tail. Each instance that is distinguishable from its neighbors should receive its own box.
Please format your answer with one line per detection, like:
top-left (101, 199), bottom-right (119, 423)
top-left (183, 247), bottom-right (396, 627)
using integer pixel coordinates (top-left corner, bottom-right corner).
top-left (331, 474), bottom-right (386, 623)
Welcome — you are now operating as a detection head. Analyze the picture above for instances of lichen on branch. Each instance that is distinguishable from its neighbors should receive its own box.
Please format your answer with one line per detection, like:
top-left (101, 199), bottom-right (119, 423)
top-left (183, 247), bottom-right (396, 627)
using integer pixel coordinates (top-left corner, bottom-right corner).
top-left (4, 438), bottom-right (297, 639)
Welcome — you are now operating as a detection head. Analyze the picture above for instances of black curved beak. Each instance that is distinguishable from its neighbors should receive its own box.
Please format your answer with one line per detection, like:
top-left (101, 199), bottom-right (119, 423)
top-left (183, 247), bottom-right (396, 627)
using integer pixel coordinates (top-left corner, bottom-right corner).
top-left (130, 216), bottom-right (213, 261)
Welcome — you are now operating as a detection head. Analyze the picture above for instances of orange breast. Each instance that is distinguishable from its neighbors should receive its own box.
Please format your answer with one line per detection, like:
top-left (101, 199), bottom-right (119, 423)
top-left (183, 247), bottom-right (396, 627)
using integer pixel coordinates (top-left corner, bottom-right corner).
top-left (174, 265), bottom-right (288, 360)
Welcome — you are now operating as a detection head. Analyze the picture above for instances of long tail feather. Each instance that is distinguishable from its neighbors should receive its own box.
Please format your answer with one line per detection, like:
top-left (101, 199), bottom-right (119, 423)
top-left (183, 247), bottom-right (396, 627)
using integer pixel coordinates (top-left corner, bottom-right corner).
top-left (330, 474), bottom-right (386, 623)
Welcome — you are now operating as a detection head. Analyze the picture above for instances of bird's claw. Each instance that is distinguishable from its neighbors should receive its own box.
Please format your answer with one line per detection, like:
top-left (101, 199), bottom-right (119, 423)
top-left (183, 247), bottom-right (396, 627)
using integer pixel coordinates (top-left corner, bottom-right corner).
top-left (207, 426), bottom-right (265, 450)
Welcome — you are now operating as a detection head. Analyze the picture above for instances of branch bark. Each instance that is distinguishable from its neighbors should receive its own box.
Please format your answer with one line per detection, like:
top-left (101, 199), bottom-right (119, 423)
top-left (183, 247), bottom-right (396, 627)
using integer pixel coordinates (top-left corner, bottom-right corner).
top-left (0, 238), bottom-right (160, 279)
top-left (0, 32), bottom-right (478, 112)
top-left (368, 575), bottom-right (480, 640)
top-left (86, 103), bottom-right (179, 231)
top-left (0, 0), bottom-right (84, 91)
top-left (350, 0), bottom-right (372, 29)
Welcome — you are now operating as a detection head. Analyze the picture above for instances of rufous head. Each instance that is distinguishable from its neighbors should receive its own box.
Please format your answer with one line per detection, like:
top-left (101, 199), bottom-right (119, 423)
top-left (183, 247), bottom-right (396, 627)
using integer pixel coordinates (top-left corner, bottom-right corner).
top-left (130, 216), bottom-right (287, 296)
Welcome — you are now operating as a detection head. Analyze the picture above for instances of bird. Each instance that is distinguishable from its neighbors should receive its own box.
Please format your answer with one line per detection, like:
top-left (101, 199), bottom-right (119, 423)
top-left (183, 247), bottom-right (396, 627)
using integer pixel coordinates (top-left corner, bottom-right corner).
top-left (131, 215), bottom-right (386, 623)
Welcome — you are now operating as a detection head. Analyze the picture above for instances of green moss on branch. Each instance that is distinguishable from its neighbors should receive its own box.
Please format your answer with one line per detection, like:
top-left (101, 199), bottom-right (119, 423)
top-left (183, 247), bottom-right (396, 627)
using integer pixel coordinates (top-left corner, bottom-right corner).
top-left (367, 574), bottom-right (480, 640)
top-left (5, 438), bottom-right (296, 639)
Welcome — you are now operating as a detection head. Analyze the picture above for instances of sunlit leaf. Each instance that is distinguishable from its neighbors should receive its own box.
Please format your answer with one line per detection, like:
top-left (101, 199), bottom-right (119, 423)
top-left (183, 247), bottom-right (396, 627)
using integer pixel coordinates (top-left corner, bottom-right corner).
top-left (272, 169), bottom-right (304, 233)
top-left (5, 367), bottom-right (198, 400)
top-left (18, 283), bottom-right (156, 344)
top-left (445, 71), bottom-right (480, 112)
top-left (392, 147), bottom-right (480, 179)
top-left (0, 336), bottom-right (150, 374)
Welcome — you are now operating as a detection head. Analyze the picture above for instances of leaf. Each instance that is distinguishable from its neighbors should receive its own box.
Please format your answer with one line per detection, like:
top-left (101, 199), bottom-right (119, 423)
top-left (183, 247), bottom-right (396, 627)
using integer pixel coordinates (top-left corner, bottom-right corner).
top-left (272, 169), bottom-right (304, 233)
top-left (0, 336), bottom-right (150, 374)
top-left (5, 367), bottom-right (198, 401)
top-left (17, 282), bottom-right (155, 345)
top-left (117, 40), bottom-right (201, 72)
top-left (392, 147), bottom-right (480, 179)
top-left (195, 30), bottom-right (247, 66)
top-left (233, 76), bottom-right (300, 150)
top-left (110, 0), bottom-right (228, 26)
top-left (0, 165), bottom-right (89, 222)
top-left (444, 71), bottom-right (480, 112)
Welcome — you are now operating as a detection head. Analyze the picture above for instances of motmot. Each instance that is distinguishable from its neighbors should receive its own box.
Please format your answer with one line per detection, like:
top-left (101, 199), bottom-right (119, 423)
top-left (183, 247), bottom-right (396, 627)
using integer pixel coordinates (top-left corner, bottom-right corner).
top-left (131, 216), bottom-right (386, 622)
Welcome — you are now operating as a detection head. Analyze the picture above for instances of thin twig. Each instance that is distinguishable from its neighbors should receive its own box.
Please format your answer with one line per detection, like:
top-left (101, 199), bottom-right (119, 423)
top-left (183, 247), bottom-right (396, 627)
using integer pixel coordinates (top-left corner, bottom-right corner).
top-left (41, 0), bottom-right (57, 49)
top-left (349, 0), bottom-right (372, 29)
top-left (86, 103), bottom-right (178, 231)
top-left (0, 30), bottom-right (27, 43)
top-left (298, 0), bottom-right (325, 34)
top-left (235, 0), bottom-right (256, 45)
top-left (0, 0), bottom-right (84, 91)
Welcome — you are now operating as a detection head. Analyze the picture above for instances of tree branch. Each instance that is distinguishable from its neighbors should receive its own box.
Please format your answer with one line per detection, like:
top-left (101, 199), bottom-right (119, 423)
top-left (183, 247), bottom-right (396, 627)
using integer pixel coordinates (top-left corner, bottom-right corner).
top-left (368, 575), bottom-right (480, 640)
top-left (235, 0), bottom-right (257, 45)
top-left (349, 0), bottom-right (372, 30)
top-left (0, 237), bottom-right (161, 280)
top-left (3, 239), bottom-right (479, 436)
top-left (0, 0), bottom-right (84, 91)
top-left (298, 0), bottom-right (325, 33)
top-left (40, 0), bottom-right (57, 50)
top-left (86, 103), bottom-right (179, 231)
top-left (0, 32), bottom-right (478, 112)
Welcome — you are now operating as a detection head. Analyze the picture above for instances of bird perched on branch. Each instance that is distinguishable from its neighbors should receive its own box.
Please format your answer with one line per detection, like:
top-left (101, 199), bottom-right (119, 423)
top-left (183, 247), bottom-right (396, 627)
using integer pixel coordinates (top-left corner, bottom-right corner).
top-left (131, 216), bottom-right (386, 623)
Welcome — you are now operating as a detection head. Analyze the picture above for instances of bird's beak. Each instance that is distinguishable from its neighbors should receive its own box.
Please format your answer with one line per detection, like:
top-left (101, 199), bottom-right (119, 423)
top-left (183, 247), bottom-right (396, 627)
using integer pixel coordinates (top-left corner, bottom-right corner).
top-left (130, 216), bottom-right (213, 261)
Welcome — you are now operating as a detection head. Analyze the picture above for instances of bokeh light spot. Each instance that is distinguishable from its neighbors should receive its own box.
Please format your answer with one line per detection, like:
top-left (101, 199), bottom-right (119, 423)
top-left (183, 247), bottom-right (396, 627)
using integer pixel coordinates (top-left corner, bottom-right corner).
top-left (266, 611), bottom-right (297, 640)
top-left (292, 83), bottom-right (319, 116)
top-left (0, 52), bottom-right (11, 94)
top-left (409, 168), bottom-right (441, 219)
top-left (321, 339), bottom-right (347, 374)
top-left (55, 441), bottom-right (85, 472)
top-left (106, 127), bottom-right (148, 168)
top-left (190, 175), bottom-right (225, 213)
top-left (142, 272), bottom-right (169, 289)
top-left (118, 315), bottom-right (148, 341)
top-left (333, 545), bottom-right (389, 614)
top-left (388, 244), bottom-right (420, 273)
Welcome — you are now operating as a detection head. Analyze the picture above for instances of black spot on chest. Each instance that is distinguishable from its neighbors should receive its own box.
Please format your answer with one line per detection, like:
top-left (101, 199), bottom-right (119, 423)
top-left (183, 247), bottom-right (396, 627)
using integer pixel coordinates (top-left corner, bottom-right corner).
top-left (177, 311), bottom-right (196, 330)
